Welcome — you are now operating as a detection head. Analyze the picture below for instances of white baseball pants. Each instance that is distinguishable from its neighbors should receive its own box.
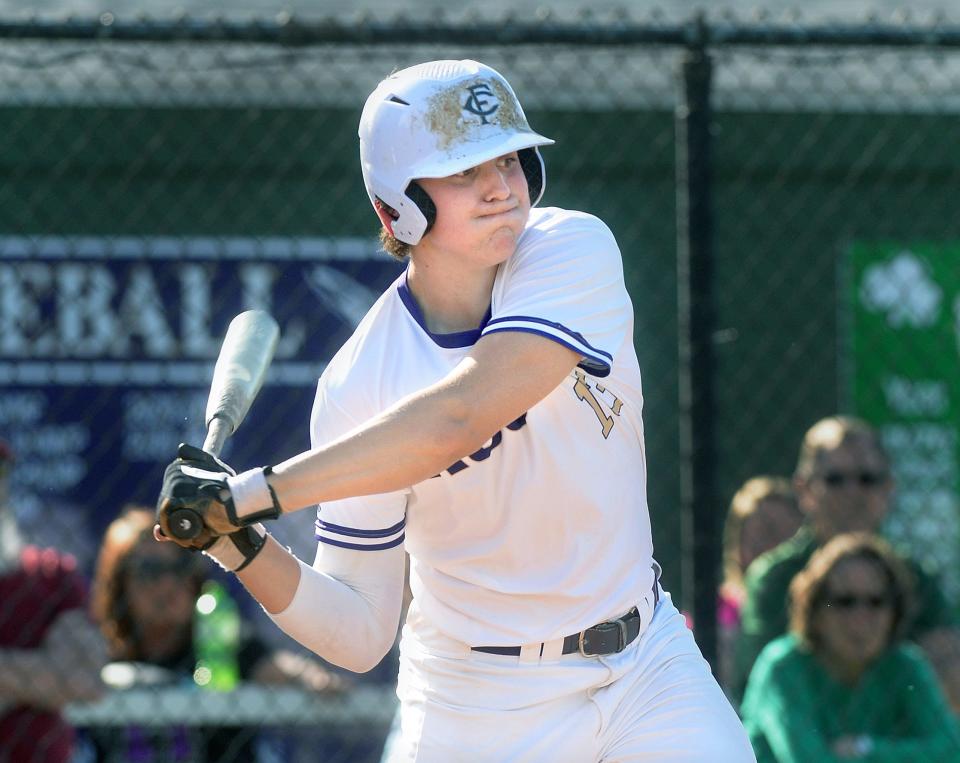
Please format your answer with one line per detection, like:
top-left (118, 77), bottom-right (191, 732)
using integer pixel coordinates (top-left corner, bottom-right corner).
top-left (384, 590), bottom-right (756, 762)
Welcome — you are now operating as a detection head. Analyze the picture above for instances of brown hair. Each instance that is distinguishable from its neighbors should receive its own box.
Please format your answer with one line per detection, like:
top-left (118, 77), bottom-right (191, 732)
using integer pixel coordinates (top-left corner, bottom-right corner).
top-left (91, 505), bottom-right (204, 660)
top-left (722, 476), bottom-right (799, 590)
top-left (375, 198), bottom-right (413, 261)
top-left (379, 226), bottom-right (412, 261)
top-left (795, 415), bottom-right (889, 481)
top-left (788, 532), bottom-right (913, 652)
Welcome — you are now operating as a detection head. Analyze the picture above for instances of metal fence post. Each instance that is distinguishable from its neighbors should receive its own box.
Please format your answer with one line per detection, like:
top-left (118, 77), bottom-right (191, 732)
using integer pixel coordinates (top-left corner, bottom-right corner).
top-left (675, 20), bottom-right (718, 667)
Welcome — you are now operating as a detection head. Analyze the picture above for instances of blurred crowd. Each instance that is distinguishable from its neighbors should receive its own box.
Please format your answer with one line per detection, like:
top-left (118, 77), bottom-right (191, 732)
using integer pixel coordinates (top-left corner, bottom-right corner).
top-left (3, 414), bottom-right (960, 762)
top-left (0, 441), bottom-right (389, 763)
top-left (721, 415), bottom-right (960, 761)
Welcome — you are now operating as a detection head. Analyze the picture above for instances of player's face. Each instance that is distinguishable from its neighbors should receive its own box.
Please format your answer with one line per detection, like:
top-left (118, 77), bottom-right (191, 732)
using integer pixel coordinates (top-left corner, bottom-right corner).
top-left (798, 439), bottom-right (892, 542)
top-left (739, 498), bottom-right (804, 572)
top-left (814, 557), bottom-right (894, 671)
top-left (416, 152), bottom-right (531, 268)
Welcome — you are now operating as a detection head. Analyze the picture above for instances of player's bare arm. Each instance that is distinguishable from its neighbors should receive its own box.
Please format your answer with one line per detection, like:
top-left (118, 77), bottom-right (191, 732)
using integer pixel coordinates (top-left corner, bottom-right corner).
top-left (170, 329), bottom-right (580, 541)
top-left (270, 330), bottom-right (580, 512)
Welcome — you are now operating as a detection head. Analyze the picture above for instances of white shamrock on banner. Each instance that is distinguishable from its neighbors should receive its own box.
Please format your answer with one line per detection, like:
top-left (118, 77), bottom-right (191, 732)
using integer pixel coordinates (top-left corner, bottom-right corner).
top-left (860, 250), bottom-right (941, 328)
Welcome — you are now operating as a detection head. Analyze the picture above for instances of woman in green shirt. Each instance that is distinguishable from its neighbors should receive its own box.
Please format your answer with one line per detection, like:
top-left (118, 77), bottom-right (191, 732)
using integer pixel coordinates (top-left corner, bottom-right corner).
top-left (741, 532), bottom-right (960, 762)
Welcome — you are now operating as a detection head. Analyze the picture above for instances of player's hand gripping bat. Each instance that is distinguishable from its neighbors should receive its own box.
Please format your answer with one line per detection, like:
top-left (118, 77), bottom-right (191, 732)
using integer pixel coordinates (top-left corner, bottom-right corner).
top-left (164, 310), bottom-right (280, 540)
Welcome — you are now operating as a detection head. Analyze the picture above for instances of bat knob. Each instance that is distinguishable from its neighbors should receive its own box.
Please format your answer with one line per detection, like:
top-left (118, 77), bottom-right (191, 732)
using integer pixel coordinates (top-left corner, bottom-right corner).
top-left (168, 508), bottom-right (203, 540)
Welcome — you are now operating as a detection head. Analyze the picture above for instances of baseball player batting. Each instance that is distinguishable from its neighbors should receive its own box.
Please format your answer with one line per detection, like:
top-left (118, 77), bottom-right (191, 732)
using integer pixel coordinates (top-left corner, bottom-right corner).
top-left (157, 59), bottom-right (755, 761)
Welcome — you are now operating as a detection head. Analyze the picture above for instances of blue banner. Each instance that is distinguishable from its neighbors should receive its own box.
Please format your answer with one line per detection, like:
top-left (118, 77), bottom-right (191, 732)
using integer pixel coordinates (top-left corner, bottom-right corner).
top-left (1, 236), bottom-right (403, 570)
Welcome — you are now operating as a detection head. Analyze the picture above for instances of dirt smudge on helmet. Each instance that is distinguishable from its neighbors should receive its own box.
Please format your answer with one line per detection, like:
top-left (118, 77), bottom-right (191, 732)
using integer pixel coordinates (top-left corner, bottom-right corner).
top-left (425, 78), bottom-right (530, 151)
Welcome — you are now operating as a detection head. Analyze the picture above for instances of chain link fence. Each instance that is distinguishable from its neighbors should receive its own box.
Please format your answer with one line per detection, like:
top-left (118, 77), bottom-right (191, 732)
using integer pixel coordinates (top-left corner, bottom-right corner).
top-left (2, 12), bottom-right (960, 761)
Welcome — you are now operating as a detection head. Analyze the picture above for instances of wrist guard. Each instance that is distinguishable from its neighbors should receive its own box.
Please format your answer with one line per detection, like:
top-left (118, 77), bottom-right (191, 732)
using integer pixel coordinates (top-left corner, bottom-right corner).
top-left (203, 523), bottom-right (268, 572)
top-left (225, 466), bottom-right (283, 526)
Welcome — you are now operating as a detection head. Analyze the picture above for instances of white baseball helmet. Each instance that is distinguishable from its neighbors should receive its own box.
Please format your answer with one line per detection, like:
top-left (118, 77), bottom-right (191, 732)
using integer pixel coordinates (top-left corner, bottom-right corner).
top-left (359, 59), bottom-right (555, 245)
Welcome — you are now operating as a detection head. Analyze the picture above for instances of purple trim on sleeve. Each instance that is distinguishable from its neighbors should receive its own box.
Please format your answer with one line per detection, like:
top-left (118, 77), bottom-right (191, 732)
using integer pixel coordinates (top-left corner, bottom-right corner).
top-left (483, 319), bottom-right (613, 378)
top-left (485, 316), bottom-right (612, 360)
top-left (319, 534), bottom-right (406, 551)
top-left (315, 518), bottom-right (405, 538)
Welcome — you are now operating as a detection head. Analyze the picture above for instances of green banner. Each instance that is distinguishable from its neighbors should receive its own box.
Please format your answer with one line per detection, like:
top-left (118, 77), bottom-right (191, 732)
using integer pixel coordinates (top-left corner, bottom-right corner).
top-left (849, 243), bottom-right (960, 610)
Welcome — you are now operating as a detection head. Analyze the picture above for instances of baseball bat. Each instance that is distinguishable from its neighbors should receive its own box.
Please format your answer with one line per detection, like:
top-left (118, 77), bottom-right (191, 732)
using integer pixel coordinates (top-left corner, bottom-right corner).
top-left (167, 310), bottom-right (280, 540)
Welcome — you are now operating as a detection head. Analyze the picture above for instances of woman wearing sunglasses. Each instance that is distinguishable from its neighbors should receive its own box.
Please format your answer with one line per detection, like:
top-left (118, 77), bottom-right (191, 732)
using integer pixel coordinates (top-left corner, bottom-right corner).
top-left (741, 532), bottom-right (960, 762)
top-left (87, 506), bottom-right (343, 762)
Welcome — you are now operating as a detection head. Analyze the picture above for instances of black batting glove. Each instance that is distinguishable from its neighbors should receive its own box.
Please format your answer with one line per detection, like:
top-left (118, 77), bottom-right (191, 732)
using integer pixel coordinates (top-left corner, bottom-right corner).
top-left (156, 443), bottom-right (241, 545)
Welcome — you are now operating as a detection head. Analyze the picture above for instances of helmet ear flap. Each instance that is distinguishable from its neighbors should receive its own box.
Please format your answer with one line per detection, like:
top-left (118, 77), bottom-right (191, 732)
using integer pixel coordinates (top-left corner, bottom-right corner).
top-left (518, 147), bottom-right (545, 206)
top-left (393, 152), bottom-right (544, 246)
top-left (405, 182), bottom-right (437, 237)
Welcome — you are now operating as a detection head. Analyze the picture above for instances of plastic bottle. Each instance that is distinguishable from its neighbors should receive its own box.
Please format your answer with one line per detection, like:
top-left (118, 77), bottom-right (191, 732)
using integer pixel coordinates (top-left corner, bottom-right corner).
top-left (193, 580), bottom-right (240, 691)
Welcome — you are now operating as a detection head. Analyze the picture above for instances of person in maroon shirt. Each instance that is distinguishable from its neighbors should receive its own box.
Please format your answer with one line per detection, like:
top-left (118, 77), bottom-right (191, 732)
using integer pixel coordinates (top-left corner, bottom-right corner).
top-left (0, 439), bottom-right (106, 763)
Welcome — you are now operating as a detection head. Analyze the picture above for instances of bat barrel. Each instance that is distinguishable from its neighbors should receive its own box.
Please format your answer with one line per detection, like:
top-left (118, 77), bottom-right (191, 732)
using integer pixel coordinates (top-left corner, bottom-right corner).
top-left (164, 310), bottom-right (279, 543)
top-left (204, 310), bottom-right (280, 433)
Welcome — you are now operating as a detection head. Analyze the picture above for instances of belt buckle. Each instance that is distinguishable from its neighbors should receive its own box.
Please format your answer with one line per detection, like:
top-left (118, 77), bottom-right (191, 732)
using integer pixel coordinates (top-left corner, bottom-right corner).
top-left (578, 617), bottom-right (628, 657)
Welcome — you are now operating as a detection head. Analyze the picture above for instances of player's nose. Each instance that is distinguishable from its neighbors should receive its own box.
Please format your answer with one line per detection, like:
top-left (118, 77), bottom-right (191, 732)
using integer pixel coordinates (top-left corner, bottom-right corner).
top-left (479, 164), bottom-right (511, 200)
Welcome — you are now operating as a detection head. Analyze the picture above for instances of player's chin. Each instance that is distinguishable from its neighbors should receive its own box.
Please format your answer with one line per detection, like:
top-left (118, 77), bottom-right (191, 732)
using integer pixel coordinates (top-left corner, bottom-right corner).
top-left (483, 229), bottom-right (522, 262)
top-left (485, 215), bottom-right (524, 243)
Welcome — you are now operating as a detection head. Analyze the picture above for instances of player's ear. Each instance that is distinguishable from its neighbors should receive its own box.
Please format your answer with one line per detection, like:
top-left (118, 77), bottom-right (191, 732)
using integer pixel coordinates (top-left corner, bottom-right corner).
top-left (374, 198), bottom-right (398, 237)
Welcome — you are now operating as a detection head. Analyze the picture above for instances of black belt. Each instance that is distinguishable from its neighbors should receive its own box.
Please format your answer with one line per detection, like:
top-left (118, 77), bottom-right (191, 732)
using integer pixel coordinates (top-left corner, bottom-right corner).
top-left (472, 580), bottom-right (660, 658)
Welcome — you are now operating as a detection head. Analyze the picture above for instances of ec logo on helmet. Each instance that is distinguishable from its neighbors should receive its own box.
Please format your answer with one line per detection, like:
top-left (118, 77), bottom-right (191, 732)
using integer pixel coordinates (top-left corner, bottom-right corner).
top-left (463, 83), bottom-right (499, 124)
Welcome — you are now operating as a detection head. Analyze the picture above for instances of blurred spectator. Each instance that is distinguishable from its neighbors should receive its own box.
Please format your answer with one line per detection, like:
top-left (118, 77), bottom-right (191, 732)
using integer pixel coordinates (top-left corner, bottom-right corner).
top-left (918, 625), bottom-right (960, 717)
top-left (741, 532), bottom-right (960, 761)
top-left (85, 505), bottom-right (343, 762)
top-left (0, 438), bottom-right (107, 763)
top-left (733, 415), bottom-right (959, 701)
top-left (717, 476), bottom-right (803, 693)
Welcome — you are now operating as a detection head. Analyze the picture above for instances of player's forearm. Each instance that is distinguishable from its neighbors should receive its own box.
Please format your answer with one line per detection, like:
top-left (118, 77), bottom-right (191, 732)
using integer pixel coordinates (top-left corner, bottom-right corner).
top-left (160, 383), bottom-right (479, 541)
top-left (236, 534), bottom-right (303, 613)
top-left (162, 332), bottom-right (577, 538)
top-left (270, 380), bottom-right (488, 512)
top-left (269, 337), bottom-right (578, 513)
top-left (264, 334), bottom-right (580, 514)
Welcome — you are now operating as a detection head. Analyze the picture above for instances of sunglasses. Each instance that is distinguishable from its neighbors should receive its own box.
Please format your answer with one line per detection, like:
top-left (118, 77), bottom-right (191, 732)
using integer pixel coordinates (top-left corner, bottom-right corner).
top-left (125, 557), bottom-right (196, 581)
top-left (824, 593), bottom-right (892, 611)
top-left (819, 471), bottom-right (888, 488)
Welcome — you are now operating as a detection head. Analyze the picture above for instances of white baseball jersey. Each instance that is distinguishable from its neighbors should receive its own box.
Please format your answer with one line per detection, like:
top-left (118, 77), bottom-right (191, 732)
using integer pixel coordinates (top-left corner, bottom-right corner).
top-left (310, 206), bottom-right (655, 647)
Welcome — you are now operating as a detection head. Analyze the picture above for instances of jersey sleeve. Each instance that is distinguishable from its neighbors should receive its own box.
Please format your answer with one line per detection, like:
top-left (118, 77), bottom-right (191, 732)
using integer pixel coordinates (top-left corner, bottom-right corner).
top-left (309, 376), bottom-right (408, 552)
top-left (482, 211), bottom-right (631, 378)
